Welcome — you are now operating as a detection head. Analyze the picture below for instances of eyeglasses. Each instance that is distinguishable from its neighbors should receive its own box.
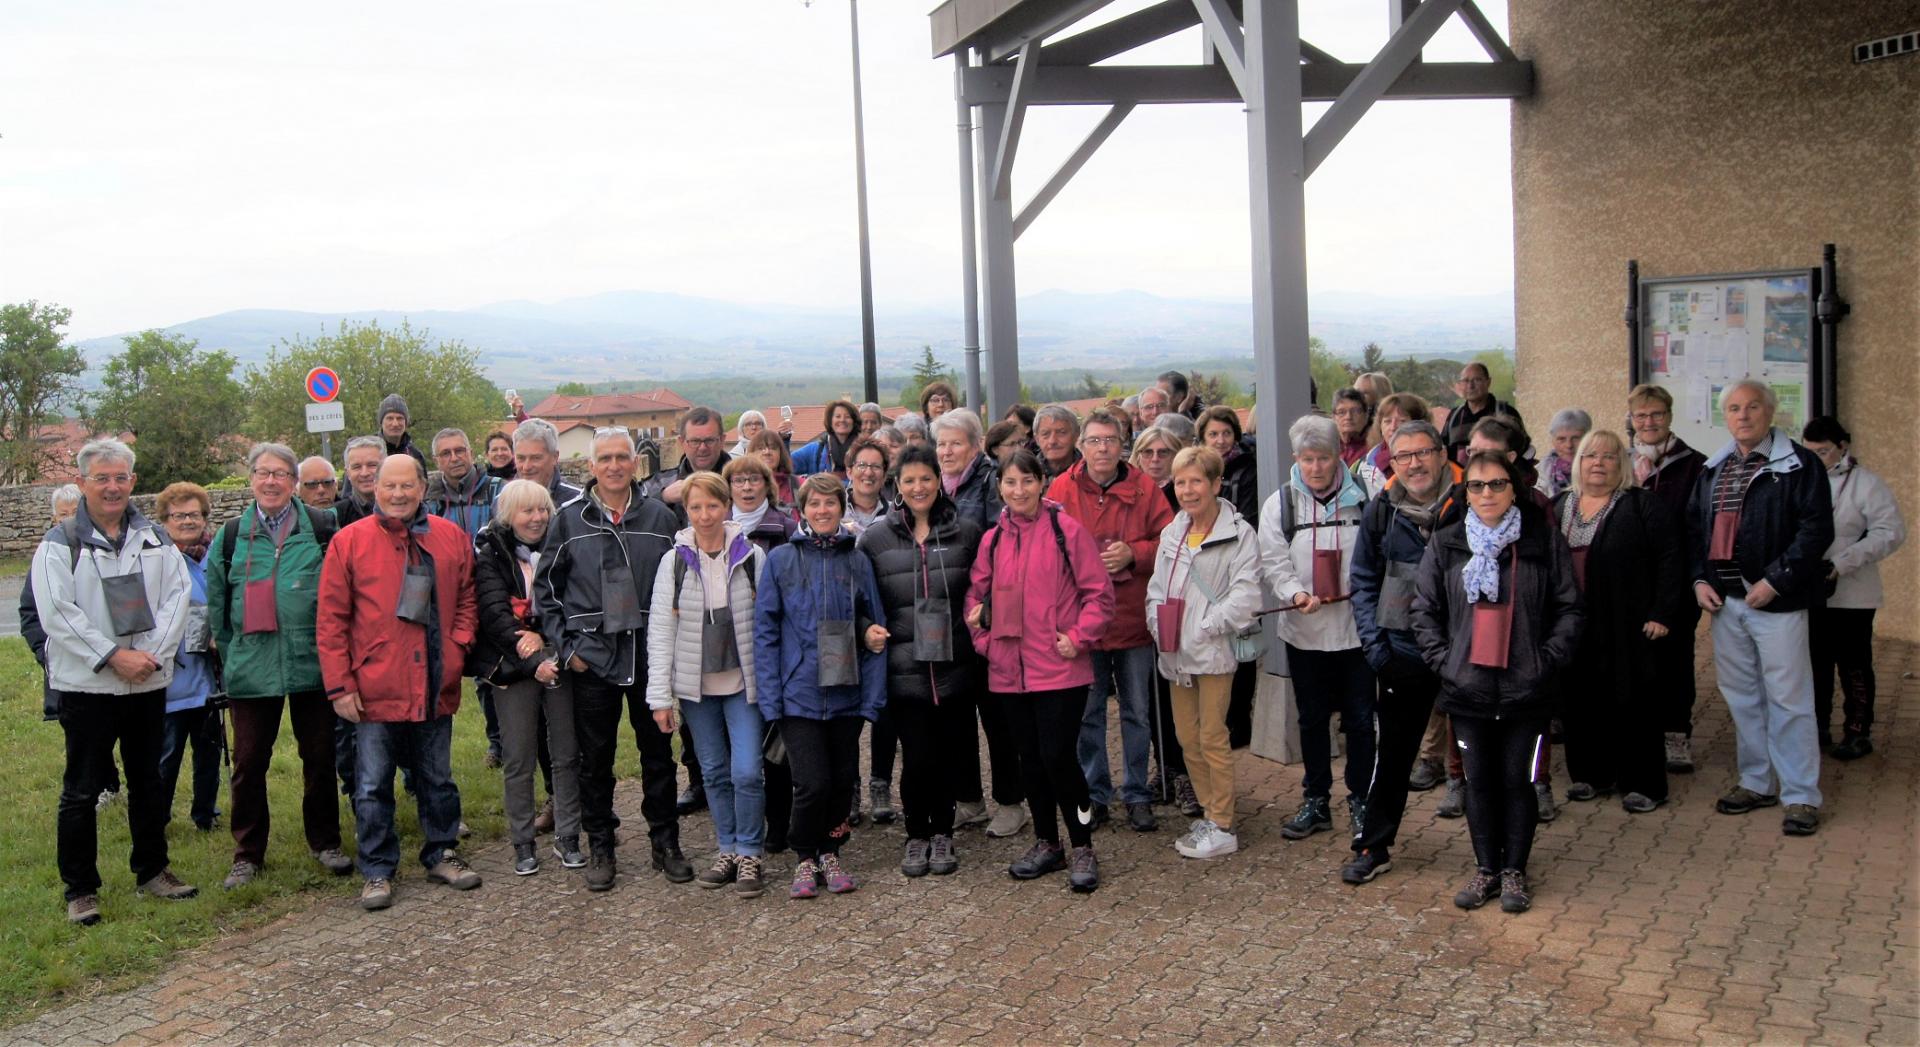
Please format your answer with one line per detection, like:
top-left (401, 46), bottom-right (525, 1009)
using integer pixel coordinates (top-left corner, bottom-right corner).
top-left (86, 473), bottom-right (133, 486)
top-left (300, 478), bottom-right (338, 489)
top-left (1465, 479), bottom-right (1512, 494)
top-left (434, 447), bottom-right (470, 458)
top-left (1137, 448), bottom-right (1174, 459)
top-left (1629, 410), bottom-right (1669, 423)
top-left (1389, 448), bottom-right (1441, 466)
top-left (850, 462), bottom-right (886, 473)
top-left (166, 510), bottom-right (205, 521)
top-left (729, 476), bottom-right (765, 487)
top-left (1083, 436), bottom-right (1122, 448)
top-left (682, 436), bottom-right (720, 448)
top-left (251, 468), bottom-right (294, 482)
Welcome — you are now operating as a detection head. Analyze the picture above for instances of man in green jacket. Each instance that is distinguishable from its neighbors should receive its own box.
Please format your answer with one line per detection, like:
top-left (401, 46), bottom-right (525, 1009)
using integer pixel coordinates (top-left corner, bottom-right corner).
top-left (206, 442), bottom-right (352, 888)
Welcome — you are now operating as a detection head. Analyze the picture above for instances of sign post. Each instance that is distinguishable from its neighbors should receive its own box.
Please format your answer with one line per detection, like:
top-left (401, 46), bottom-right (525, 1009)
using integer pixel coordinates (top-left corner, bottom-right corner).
top-left (305, 366), bottom-right (342, 460)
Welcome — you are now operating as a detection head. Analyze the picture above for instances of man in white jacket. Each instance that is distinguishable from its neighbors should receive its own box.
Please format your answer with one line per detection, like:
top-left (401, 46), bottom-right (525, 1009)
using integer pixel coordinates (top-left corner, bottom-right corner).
top-left (31, 438), bottom-right (197, 926)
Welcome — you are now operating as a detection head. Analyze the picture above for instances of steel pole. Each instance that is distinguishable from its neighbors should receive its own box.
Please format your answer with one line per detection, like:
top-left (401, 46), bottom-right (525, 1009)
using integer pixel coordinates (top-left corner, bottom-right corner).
top-left (955, 53), bottom-right (983, 414)
top-left (848, 0), bottom-right (879, 404)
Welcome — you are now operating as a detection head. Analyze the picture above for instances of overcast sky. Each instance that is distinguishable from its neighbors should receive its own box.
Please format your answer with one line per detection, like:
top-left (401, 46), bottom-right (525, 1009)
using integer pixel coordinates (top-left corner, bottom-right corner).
top-left (0, 1), bottom-right (1516, 340)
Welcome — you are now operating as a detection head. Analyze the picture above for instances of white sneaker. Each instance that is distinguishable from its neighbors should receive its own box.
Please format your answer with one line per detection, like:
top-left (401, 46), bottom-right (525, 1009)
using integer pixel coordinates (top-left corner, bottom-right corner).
top-left (1176, 822), bottom-right (1239, 860)
top-left (954, 800), bottom-right (990, 828)
top-left (1174, 818), bottom-right (1209, 850)
top-left (985, 805), bottom-right (1028, 838)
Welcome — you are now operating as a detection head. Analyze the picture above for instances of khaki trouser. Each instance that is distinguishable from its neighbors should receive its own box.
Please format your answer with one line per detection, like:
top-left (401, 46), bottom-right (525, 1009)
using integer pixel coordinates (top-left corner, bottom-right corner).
top-left (1169, 673), bottom-right (1237, 829)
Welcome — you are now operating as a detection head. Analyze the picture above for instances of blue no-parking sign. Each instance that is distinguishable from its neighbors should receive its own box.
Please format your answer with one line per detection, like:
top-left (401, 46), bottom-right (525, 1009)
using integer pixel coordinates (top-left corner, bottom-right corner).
top-left (305, 366), bottom-right (341, 403)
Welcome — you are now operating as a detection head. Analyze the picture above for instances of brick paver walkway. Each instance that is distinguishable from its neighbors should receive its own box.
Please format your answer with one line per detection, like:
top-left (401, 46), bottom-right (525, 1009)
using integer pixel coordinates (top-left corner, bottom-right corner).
top-left (12, 638), bottom-right (1917, 1045)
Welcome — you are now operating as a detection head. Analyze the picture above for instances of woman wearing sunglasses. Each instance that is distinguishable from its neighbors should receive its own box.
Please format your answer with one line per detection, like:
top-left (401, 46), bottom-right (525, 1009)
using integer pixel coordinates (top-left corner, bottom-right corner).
top-left (1412, 450), bottom-right (1583, 915)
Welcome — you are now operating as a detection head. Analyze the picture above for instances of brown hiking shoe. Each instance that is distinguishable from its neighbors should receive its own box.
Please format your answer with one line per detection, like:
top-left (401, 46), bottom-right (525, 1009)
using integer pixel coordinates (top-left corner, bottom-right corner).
top-left (67, 894), bottom-right (102, 926)
top-left (425, 851), bottom-right (482, 890)
top-left (136, 869), bottom-right (199, 901)
top-left (360, 878), bottom-right (394, 910)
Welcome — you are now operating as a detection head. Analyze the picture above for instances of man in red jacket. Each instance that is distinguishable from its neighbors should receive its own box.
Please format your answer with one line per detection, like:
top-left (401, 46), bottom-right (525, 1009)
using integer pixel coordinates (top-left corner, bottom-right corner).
top-left (318, 455), bottom-right (481, 911)
top-left (1046, 409), bottom-right (1175, 832)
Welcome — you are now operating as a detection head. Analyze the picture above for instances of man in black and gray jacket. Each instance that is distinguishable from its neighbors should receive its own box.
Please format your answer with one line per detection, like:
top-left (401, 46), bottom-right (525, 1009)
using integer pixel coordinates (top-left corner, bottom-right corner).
top-left (534, 427), bottom-right (690, 891)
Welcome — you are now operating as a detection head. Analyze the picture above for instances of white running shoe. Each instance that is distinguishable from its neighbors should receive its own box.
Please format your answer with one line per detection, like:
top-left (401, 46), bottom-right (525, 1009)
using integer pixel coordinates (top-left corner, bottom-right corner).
top-left (1176, 822), bottom-right (1239, 860)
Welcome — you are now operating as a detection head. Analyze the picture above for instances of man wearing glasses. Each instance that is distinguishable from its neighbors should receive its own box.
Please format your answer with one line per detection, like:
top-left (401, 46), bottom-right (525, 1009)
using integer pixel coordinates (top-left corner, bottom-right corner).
top-left (206, 443), bottom-right (351, 888)
top-left (1344, 420), bottom-right (1465, 885)
top-left (1443, 362), bottom-right (1525, 465)
top-left (297, 457), bottom-right (339, 511)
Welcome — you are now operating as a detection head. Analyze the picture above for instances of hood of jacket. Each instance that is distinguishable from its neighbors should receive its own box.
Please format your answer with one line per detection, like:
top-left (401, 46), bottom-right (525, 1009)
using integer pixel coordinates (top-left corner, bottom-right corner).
top-left (1705, 427), bottom-right (1802, 475)
top-left (674, 520), bottom-right (755, 573)
top-left (1286, 461), bottom-right (1370, 513)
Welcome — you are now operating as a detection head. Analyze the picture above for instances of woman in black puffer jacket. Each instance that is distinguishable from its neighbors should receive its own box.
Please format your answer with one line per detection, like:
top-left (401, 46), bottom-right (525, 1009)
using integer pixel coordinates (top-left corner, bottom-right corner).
top-left (856, 444), bottom-right (984, 878)
top-left (473, 480), bottom-right (583, 874)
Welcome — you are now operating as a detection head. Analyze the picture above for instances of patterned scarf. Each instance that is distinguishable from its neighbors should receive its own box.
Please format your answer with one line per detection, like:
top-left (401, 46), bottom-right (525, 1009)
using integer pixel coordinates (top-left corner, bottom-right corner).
top-left (1462, 505), bottom-right (1522, 603)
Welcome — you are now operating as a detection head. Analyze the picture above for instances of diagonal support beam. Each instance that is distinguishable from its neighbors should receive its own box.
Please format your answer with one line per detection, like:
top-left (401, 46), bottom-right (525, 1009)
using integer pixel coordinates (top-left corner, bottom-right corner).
top-left (1455, 0), bottom-right (1518, 63)
top-left (1014, 103), bottom-right (1134, 240)
top-left (991, 42), bottom-right (1041, 201)
top-left (1192, 0), bottom-right (1250, 99)
top-left (1042, 0), bottom-right (1197, 67)
top-left (1301, 0), bottom-right (1464, 177)
top-left (1297, 39), bottom-right (1338, 63)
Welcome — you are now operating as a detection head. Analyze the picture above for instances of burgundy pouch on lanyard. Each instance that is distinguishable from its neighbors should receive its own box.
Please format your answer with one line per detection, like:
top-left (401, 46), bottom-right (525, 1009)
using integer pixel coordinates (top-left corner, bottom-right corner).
top-left (1155, 599), bottom-right (1185, 653)
top-left (1468, 547), bottom-right (1517, 670)
top-left (239, 520), bottom-right (280, 634)
top-left (1708, 510), bottom-right (1740, 561)
top-left (1309, 501), bottom-right (1344, 599)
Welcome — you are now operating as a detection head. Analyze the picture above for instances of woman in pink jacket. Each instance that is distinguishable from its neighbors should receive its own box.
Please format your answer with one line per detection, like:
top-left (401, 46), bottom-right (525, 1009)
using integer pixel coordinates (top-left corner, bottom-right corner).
top-left (966, 449), bottom-right (1115, 892)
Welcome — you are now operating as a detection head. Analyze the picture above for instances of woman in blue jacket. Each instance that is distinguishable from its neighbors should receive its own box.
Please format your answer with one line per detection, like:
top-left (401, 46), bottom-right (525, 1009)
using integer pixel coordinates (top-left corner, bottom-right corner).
top-left (755, 473), bottom-right (888, 899)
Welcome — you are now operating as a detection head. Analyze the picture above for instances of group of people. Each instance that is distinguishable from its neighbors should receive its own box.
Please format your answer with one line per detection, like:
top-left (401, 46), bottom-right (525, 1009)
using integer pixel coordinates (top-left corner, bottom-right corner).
top-left (26, 366), bottom-right (1902, 926)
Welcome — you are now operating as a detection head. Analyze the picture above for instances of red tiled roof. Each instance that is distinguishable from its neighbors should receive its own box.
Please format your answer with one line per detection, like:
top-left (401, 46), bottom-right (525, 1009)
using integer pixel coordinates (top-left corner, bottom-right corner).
top-left (726, 405), bottom-right (908, 447)
top-left (29, 419), bottom-right (136, 484)
top-left (526, 389), bottom-right (689, 420)
top-left (638, 386), bottom-right (692, 410)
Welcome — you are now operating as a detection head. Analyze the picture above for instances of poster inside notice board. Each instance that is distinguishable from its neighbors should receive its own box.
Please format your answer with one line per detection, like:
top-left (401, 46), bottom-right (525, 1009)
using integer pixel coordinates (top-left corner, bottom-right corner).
top-left (1636, 268), bottom-right (1821, 456)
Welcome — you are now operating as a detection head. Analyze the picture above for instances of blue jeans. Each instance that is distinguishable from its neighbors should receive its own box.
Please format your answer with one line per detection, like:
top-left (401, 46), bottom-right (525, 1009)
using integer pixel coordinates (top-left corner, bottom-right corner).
top-left (680, 692), bottom-right (766, 856)
top-left (1711, 599), bottom-right (1822, 808)
top-left (158, 704), bottom-right (223, 829)
top-left (353, 716), bottom-right (462, 879)
top-left (1079, 644), bottom-right (1156, 807)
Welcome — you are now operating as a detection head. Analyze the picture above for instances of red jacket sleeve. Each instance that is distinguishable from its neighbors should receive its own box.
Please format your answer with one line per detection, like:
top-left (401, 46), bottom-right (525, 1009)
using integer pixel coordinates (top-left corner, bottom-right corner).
top-left (966, 527), bottom-right (996, 654)
top-left (316, 532), bottom-right (357, 698)
top-left (450, 539), bottom-right (477, 649)
top-left (1131, 481), bottom-right (1174, 575)
top-left (1063, 518), bottom-right (1115, 649)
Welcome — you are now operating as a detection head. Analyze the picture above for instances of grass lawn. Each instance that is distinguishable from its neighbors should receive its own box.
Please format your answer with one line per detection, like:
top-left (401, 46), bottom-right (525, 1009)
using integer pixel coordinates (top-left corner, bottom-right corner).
top-left (0, 637), bottom-right (640, 1026)
top-left (0, 555), bottom-right (29, 579)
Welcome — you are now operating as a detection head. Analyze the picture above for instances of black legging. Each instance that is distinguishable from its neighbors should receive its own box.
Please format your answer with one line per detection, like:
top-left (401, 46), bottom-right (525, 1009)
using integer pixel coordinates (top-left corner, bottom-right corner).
top-left (1000, 688), bottom-right (1094, 849)
top-left (952, 689), bottom-right (1025, 807)
top-left (783, 716), bottom-right (862, 861)
top-left (1810, 606), bottom-right (1877, 737)
top-left (1451, 712), bottom-right (1547, 874)
top-left (893, 699), bottom-right (972, 839)
top-left (1653, 608), bottom-right (1701, 737)
top-left (868, 709), bottom-right (899, 784)
top-left (1353, 668), bottom-right (1441, 856)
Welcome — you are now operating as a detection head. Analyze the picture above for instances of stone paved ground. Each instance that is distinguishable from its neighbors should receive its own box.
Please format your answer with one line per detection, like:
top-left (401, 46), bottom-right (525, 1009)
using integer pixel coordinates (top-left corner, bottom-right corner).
top-left (11, 638), bottom-right (1917, 1045)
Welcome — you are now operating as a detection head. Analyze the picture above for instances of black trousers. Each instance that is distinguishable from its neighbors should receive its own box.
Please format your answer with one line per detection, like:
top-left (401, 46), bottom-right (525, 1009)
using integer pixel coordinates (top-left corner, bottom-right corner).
top-left (680, 722), bottom-right (702, 789)
top-left (1149, 674), bottom-right (1187, 797)
top-left (867, 708), bottom-right (899, 784)
top-left (57, 690), bottom-right (170, 900)
top-left (1452, 712), bottom-right (1548, 875)
top-left (1227, 660), bottom-right (1257, 749)
top-left (1288, 646), bottom-right (1378, 802)
top-left (1653, 607), bottom-right (1701, 736)
top-left (1810, 606), bottom-right (1877, 737)
top-left (1562, 665), bottom-right (1668, 801)
top-left (1001, 688), bottom-right (1094, 848)
top-left (783, 716), bottom-right (863, 861)
top-left (764, 749), bottom-right (792, 847)
top-left (893, 698), bottom-right (972, 839)
top-left (1353, 668), bottom-right (1441, 856)
top-left (570, 670), bottom-right (678, 852)
top-left (952, 688), bottom-right (1024, 806)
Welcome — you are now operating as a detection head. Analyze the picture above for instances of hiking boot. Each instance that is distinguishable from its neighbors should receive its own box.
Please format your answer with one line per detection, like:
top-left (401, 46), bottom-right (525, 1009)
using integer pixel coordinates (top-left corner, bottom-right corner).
top-left (1009, 840), bottom-right (1066, 879)
top-left (676, 784), bottom-right (707, 816)
top-left (67, 894), bottom-right (102, 926)
top-left (819, 853), bottom-right (857, 894)
top-left (1341, 849), bottom-right (1391, 885)
top-left (1453, 869), bottom-right (1498, 910)
top-left (1126, 802), bottom-right (1158, 833)
top-left (790, 858), bottom-right (821, 899)
top-left (484, 750), bottom-right (502, 770)
top-left (652, 845), bottom-right (694, 884)
top-left (954, 800), bottom-right (990, 828)
top-left (1436, 777), bottom-right (1466, 819)
top-left (585, 849), bottom-right (616, 892)
top-left (532, 798), bottom-right (556, 835)
top-left (513, 843), bottom-right (540, 876)
top-left (902, 838), bottom-right (931, 877)
top-left (1407, 759), bottom-right (1445, 792)
top-left (1715, 786), bottom-right (1779, 815)
top-left (1664, 732), bottom-right (1694, 773)
top-left (1175, 821), bottom-right (1238, 860)
top-left (1279, 797), bottom-right (1332, 840)
top-left (1782, 804), bottom-right (1820, 836)
top-left (1621, 792), bottom-right (1661, 814)
top-left (552, 835), bottom-right (586, 869)
top-left (985, 805), bottom-right (1028, 838)
top-left (1535, 781), bottom-right (1559, 823)
top-left (313, 847), bottom-right (354, 876)
top-left (426, 851), bottom-right (481, 890)
top-left (1830, 734), bottom-right (1874, 761)
top-left (359, 878), bottom-right (393, 911)
top-left (869, 780), bottom-right (896, 825)
top-left (458, 821), bottom-right (472, 839)
top-left (96, 789), bottom-right (120, 812)
top-left (136, 869), bottom-right (198, 901)
top-left (1346, 795), bottom-right (1367, 839)
top-left (928, 834), bottom-right (958, 875)
top-left (1146, 767), bottom-right (1164, 803)
top-left (734, 856), bottom-right (765, 898)
top-left (698, 853), bottom-right (738, 889)
top-left (222, 860), bottom-right (260, 890)
top-left (1565, 781), bottom-right (1599, 802)
top-left (1174, 774), bottom-right (1202, 818)
top-left (1067, 846), bottom-right (1100, 893)
top-left (1499, 869), bottom-right (1532, 913)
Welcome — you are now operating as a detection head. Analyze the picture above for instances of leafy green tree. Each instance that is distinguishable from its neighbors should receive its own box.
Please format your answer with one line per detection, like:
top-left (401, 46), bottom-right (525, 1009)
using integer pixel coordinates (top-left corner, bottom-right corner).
top-left (1473, 347), bottom-right (1516, 403)
top-left (86, 331), bottom-right (246, 492)
top-left (0, 301), bottom-right (87, 484)
top-left (900, 345), bottom-right (961, 409)
top-left (1080, 372), bottom-right (1107, 399)
top-left (553, 381), bottom-right (594, 396)
top-left (1361, 342), bottom-right (1387, 374)
top-left (1308, 338), bottom-right (1353, 410)
top-left (241, 319), bottom-right (501, 462)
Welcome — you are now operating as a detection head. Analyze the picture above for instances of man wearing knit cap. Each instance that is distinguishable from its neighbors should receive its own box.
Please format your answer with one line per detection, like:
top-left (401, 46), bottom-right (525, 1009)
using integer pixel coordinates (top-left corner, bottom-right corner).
top-left (377, 394), bottom-right (428, 470)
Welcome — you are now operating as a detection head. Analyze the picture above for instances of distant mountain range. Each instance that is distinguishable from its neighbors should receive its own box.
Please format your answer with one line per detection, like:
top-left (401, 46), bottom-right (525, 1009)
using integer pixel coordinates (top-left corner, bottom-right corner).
top-left (75, 288), bottom-right (1513, 387)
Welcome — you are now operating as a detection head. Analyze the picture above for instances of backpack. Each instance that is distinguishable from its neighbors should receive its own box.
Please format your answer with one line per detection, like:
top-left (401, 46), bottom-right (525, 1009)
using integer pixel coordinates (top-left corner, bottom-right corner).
top-left (1276, 486), bottom-right (1361, 544)
top-left (60, 513), bottom-right (173, 571)
top-left (218, 505), bottom-right (336, 577)
top-left (985, 504), bottom-right (1073, 575)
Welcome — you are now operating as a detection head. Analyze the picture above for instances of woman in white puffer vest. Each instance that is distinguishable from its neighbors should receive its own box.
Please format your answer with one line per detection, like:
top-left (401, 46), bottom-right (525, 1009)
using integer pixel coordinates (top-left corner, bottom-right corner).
top-left (646, 472), bottom-right (769, 899)
top-left (1145, 446), bottom-right (1263, 862)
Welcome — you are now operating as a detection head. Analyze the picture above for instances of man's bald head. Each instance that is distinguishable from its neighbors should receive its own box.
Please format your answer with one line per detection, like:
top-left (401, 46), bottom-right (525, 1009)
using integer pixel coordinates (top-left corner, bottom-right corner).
top-left (374, 454), bottom-right (427, 519)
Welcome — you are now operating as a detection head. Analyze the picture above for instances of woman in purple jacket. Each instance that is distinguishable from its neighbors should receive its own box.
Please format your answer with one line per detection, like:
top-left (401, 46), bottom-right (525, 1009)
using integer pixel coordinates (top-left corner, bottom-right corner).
top-left (965, 450), bottom-right (1115, 892)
